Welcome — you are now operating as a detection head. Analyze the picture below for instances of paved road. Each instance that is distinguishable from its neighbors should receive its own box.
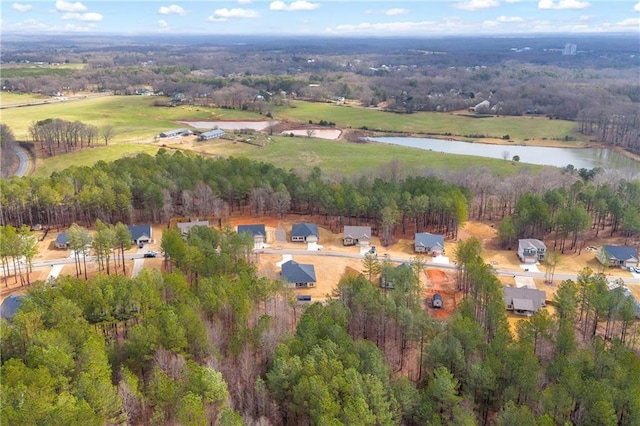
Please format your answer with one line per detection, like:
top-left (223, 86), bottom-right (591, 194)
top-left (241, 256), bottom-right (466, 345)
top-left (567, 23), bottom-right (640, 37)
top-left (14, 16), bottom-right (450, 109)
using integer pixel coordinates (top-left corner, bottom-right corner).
top-left (4, 249), bottom-right (639, 287)
top-left (14, 145), bottom-right (30, 177)
top-left (259, 248), bottom-right (640, 285)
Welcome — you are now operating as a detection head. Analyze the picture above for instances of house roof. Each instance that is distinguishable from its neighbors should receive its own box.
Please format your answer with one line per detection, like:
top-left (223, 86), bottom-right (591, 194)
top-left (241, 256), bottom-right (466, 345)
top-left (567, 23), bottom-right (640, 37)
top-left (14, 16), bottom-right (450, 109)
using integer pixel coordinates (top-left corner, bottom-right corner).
top-left (281, 260), bottom-right (316, 283)
top-left (200, 129), bottom-right (225, 138)
top-left (237, 224), bottom-right (266, 237)
top-left (503, 286), bottom-right (546, 311)
top-left (603, 245), bottom-right (639, 262)
top-left (55, 232), bottom-right (67, 245)
top-left (414, 233), bottom-right (444, 248)
top-left (128, 224), bottom-right (152, 241)
top-left (0, 294), bottom-right (26, 320)
top-left (343, 226), bottom-right (371, 240)
top-left (519, 239), bottom-right (547, 250)
top-left (177, 221), bottom-right (209, 233)
top-left (292, 223), bottom-right (319, 238)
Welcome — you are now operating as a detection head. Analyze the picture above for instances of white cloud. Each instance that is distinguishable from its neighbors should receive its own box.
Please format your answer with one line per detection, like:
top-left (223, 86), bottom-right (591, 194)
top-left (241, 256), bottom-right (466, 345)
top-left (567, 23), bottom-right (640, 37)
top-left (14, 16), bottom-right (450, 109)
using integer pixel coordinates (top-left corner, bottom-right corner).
top-left (385, 8), bottom-right (408, 16)
top-left (238, 0), bottom-right (252, 3)
top-left (208, 8), bottom-right (258, 21)
top-left (158, 19), bottom-right (170, 31)
top-left (61, 12), bottom-right (102, 21)
top-left (496, 15), bottom-right (524, 23)
top-left (454, 0), bottom-right (500, 11)
top-left (12, 3), bottom-right (32, 12)
top-left (55, 0), bottom-right (87, 13)
top-left (158, 4), bottom-right (185, 15)
top-left (505, 0), bottom-right (520, 2)
top-left (270, 1), bottom-right (319, 11)
top-left (634, 1), bottom-right (640, 12)
top-left (63, 23), bottom-right (91, 32)
top-left (538, 0), bottom-right (590, 10)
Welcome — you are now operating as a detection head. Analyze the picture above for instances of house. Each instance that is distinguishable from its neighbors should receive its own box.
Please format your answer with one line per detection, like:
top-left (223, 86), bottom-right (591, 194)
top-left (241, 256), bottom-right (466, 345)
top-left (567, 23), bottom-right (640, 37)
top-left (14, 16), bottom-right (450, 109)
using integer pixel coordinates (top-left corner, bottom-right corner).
top-left (177, 220), bottom-right (210, 235)
top-left (432, 293), bottom-right (443, 309)
top-left (518, 239), bottom-right (547, 264)
top-left (343, 226), bottom-right (371, 246)
top-left (54, 232), bottom-right (68, 249)
top-left (0, 294), bottom-right (26, 320)
top-left (503, 286), bottom-right (547, 316)
top-left (159, 128), bottom-right (192, 138)
top-left (291, 223), bottom-right (319, 243)
top-left (414, 233), bottom-right (445, 255)
top-left (281, 260), bottom-right (316, 288)
top-left (198, 129), bottom-right (225, 141)
top-left (128, 225), bottom-right (152, 246)
top-left (237, 224), bottom-right (267, 245)
top-left (596, 245), bottom-right (639, 269)
top-left (380, 262), bottom-right (414, 289)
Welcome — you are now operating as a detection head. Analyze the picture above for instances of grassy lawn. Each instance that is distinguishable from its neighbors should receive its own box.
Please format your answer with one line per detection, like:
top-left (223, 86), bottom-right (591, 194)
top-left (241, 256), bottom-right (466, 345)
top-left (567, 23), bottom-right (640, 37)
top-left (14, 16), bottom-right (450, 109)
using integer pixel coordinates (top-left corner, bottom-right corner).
top-left (190, 135), bottom-right (541, 176)
top-left (273, 101), bottom-right (585, 143)
top-left (0, 92), bottom-right (52, 105)
top-left (33, 144), bottom-right (160, 178)
top-left (2, 95), bottom-right (578, 178)
top-left (0, 63), bottom-right (85, 78)
top-left (2, 95), bottom-right (267, 141)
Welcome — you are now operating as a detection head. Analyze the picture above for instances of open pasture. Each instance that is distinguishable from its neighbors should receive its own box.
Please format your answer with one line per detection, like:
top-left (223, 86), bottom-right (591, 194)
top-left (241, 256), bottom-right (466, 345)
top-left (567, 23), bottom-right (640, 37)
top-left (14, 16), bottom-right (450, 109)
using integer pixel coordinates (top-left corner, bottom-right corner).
top-left (32, 143), bottom-right (160, 178)
top-left (1, 62), bottom-right (85, 78)
top-left (2, 95), bottom-right (264, 142)
top-left (274, 101), bottom-right (586, 144)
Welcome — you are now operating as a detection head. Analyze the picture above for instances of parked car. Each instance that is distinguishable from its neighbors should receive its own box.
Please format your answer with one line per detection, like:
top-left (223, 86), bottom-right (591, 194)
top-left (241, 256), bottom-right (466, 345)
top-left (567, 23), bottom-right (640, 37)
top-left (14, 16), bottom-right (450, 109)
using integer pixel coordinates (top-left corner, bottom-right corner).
top-left (634, 267), bottom-right (640, 274)
top-left (144, 251), bottom-right (158, 258)
top-left (369, 246), bottom-right (376, 254)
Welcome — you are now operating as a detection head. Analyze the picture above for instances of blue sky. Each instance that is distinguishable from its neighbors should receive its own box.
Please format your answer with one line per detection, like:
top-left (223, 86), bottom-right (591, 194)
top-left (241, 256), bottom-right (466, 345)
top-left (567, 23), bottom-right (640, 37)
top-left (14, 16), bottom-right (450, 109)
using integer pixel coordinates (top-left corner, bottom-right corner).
top-left (2, 0), bottom-right (639, 36)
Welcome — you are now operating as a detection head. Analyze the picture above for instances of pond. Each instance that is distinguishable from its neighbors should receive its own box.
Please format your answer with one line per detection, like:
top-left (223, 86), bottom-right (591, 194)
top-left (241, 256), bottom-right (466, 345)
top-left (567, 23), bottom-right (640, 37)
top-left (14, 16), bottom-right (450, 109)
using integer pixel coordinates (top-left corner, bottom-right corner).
top-left (369, 136), bottom-right (640, 173)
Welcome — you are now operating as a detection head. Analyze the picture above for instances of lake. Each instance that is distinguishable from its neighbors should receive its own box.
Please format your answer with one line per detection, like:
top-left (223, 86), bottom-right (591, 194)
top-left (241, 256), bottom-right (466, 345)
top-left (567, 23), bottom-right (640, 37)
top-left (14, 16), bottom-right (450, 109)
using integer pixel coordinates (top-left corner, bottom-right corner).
top-left (369, 137), bottom-right (640, 173)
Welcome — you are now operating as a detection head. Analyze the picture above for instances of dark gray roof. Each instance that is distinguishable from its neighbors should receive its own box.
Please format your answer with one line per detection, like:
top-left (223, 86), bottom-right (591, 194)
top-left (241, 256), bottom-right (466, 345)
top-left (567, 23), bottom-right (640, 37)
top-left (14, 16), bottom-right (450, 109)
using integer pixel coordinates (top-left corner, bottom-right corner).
top-left (237, 224), bottom-right (266, 237)
top-left (414, 232), bottom-right (444, 248)
top-left (291, 223), bottom-right (319, 238)
top-left (0, 294), bottom-right (26, 320)
top-left (55, 232), bottom-right (67, 245)
top-left (503, 286), bottom-right (546, 312)
top-left (603, 245), bottom-right (639, 262)
top-left (343, 226), bottom-right (371, 240)
top-left (519, 239), bottom-right (546, 250)
top-left (128, 224), bottom-right (151, 241)
top-left (281, 260), bottom-right (316, 283)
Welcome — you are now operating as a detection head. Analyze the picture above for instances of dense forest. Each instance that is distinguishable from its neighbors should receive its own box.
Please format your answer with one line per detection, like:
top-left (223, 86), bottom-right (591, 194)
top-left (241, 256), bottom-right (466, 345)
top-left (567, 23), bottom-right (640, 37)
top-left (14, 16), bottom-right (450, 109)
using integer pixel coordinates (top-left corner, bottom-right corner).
top-left (2, 35), bottom-right (639, 153)
top-left (1, 149), bottom-right (639, 256)
top-left (2, 223), bottom-right (639, 424)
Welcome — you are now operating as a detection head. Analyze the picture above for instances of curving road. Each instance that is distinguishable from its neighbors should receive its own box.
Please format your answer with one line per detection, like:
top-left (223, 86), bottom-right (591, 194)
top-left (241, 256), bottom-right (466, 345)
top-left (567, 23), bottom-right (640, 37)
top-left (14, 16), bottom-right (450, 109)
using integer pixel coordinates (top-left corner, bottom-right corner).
top-left (14, 145), bottom-right (30, 177)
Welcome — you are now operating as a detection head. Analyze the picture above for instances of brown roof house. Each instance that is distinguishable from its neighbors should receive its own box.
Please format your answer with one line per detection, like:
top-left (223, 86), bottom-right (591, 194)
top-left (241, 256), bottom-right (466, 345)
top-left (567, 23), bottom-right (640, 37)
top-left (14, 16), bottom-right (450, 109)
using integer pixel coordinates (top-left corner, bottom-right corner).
top-left (503, 286), bottom-right (546, 316)
top-left (343, 226), bottom-right (371, 246)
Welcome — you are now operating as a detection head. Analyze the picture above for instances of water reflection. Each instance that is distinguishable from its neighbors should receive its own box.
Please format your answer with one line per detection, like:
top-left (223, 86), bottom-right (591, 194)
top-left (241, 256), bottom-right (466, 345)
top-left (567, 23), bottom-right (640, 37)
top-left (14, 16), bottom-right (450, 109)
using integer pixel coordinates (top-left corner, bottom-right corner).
top-left (369, 137), bottom-right (640, 172)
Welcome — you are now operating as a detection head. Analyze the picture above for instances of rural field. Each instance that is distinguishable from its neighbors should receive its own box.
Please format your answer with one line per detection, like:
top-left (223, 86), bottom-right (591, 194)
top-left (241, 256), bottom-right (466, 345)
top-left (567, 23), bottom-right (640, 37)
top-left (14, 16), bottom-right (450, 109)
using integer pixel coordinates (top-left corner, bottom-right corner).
top-left (1, 94), bottom-right (573, 177)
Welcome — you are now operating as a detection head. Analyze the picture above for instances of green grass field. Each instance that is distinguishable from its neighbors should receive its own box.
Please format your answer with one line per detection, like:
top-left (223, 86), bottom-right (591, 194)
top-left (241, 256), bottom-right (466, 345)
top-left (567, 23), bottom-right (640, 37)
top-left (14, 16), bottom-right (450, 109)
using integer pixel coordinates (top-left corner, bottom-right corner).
top-left (0, 63), bottom-right (85, 78)
top-left (1, 95), bottom-right (580, 178)
top-left (273, 101), bottom-right (584, 143)
top-left (0, 92), bottom-right (52, 105)
top-left (1, 95), bottom-right (267, 142)
top-left (185, 134), bottom-right (541, 176)
top-left (33, 143), bottom-right (160, 178)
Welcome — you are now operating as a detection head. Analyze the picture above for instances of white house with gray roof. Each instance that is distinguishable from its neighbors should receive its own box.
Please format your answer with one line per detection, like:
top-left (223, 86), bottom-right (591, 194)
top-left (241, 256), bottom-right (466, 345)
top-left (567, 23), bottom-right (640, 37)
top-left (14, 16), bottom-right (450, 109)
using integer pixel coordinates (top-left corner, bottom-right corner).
top-left (518, 239), bottom-right (546, 264)
top-left (343, 226), bottom-right (371, 246)
top-left (414, 233), bottom-right (445, 255)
